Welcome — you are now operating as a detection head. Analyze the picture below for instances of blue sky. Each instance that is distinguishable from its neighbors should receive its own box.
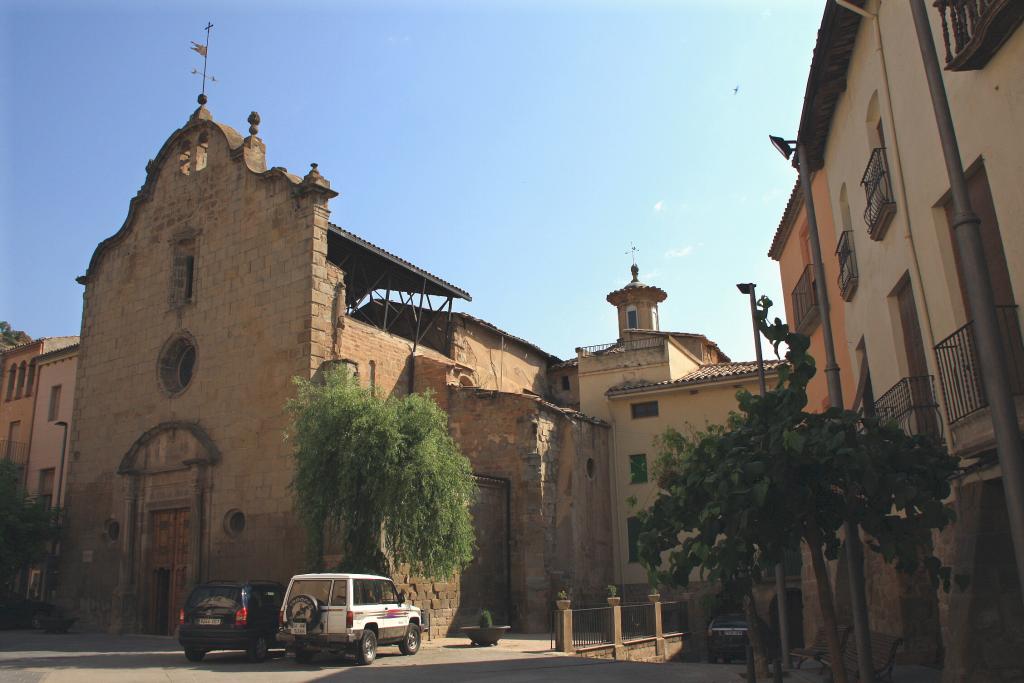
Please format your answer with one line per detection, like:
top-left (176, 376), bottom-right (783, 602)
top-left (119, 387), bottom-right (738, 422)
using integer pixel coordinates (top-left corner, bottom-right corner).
top-left (1, 0), bottom-right (823, 362)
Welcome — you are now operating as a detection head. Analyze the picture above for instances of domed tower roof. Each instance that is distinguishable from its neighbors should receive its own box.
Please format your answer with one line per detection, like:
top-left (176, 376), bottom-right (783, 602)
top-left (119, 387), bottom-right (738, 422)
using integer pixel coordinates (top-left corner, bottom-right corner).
top-left (606, 264), bottom-right (668, 306)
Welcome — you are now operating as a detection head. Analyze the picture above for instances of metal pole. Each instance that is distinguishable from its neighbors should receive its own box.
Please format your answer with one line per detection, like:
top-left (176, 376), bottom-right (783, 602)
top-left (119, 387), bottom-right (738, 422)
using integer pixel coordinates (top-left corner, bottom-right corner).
top-left (54, 421), bottom-right (69, 507)
top-left (797, 142), bottom-right (875, 682)
top-left (910, 0), bottom-right (1024, 601)
top-left (744, 284), bottom-right (789, 668)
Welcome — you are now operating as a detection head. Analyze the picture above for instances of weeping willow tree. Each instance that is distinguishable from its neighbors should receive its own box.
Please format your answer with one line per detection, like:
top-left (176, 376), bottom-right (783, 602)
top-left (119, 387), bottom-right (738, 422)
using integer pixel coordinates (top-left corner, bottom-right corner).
top-left (287, 366), bottom-right (476, 578)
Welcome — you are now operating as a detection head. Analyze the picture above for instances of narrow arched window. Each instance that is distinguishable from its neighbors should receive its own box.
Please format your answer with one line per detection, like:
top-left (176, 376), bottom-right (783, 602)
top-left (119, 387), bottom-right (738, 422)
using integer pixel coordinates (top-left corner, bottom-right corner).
top-left (25, 360), bottom-right (35, 397)
top-left (15, 361), bottom-right (26, 398)
top-left (4, 364), bottom-right (15, 400)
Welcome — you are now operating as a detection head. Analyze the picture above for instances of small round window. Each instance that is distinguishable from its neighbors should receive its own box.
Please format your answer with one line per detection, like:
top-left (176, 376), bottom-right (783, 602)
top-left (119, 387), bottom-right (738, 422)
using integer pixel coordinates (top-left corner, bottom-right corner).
top-left (158, 334), bottom-right (197, 396)
top-left (225, 510), bottom-right (246, 536)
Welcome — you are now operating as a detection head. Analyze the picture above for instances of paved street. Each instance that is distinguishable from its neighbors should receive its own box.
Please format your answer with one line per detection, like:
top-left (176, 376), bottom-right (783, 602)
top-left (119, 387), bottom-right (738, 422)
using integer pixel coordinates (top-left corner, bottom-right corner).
top-left (0, 630), bottom-right (751, 682)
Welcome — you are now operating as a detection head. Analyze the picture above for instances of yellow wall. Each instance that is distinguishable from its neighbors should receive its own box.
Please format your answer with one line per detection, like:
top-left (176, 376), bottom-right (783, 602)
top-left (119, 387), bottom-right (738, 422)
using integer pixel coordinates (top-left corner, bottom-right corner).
top-left (27, 352), bottom-right (77, 505)
top-left (607, 376), bottom-right (765, 585)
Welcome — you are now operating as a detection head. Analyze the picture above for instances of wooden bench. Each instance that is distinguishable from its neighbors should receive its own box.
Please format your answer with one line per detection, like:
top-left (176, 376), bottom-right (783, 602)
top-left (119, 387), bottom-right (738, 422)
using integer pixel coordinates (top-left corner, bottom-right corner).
top-left (820, 630), bottom-right (903, 682)
top-left (790, 625), bottom-right (849, 670)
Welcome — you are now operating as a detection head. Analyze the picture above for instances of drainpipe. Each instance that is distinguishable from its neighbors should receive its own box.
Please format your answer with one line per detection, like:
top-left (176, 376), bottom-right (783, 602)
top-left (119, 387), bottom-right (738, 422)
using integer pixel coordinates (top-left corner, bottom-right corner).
top-left (910, 0), bottom-right (1024, 609)
top-left (797, 142), bottom-right (876, 683)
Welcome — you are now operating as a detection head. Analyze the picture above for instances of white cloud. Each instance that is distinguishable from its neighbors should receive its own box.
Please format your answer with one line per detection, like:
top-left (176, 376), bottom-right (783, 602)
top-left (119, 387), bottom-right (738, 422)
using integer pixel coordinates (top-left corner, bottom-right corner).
top-left (665, 246), bottom-right (694, 258)
top-left (653, 200), bottom-right (665, 213)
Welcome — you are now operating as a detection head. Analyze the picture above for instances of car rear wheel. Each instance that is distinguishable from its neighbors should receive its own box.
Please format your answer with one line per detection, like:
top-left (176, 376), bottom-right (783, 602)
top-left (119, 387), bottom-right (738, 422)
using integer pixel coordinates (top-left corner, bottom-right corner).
top-left (356, 630), bottom-right (377, 665)
top-left (184, 649), bottom-right (206, 662)
top-left (294, 648), bottom-right (315, 664)
top-left (247, 635), bottom-right (269, 663)
top-left (399, 623), bottom-right (420, 655)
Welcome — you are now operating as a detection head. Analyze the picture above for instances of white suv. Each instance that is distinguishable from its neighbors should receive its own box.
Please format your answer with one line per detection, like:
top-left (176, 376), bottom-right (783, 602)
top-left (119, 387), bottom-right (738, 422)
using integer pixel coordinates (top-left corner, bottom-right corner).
top-left (277, 573), bottom-right (423, 665)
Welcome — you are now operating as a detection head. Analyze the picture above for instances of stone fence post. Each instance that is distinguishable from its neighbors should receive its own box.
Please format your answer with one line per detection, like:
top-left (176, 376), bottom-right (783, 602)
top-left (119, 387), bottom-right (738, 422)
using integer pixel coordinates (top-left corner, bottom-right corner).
top-left (555, 599), bottom-right (573, 653)
top-left (649, 592), bottom-right (665, 659)
top-left (608, 596), bottom-right (625, 659)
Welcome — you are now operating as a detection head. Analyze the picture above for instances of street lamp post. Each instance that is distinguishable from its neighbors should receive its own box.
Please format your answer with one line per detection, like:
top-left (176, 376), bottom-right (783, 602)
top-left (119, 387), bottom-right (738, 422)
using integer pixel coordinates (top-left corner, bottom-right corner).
top-left (737, 282), bottom-right (789, 670)
top-left (42, 420), bottom-right (69, 601)
top-left (768, 136), bottom-right (875, 682)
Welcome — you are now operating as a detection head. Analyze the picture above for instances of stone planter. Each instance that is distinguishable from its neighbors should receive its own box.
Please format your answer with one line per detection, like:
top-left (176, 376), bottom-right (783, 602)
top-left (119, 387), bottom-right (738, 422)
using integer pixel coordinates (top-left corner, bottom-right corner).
top-left (461, 625), bottom-right (511, 646)
top-left (606, 596), bottom-right (621, 606)
top-left (556, 599), bottom-right (571, 611)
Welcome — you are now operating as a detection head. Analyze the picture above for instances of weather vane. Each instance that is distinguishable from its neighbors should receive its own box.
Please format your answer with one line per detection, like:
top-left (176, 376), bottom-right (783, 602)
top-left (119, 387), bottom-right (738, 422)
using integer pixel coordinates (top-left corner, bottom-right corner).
top-left (190, 22), bottom-right (217, 105)
top-left (626, 243), bottom-right (639, 267)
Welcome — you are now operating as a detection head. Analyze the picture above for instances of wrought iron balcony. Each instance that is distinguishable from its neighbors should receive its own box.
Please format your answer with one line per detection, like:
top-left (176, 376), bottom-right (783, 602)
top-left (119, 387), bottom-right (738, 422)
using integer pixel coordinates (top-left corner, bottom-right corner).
top-left (791, 264), bottom-right (820, 335)
top-left (836, 230), bottom-right (859, 301)
top-left (875, 375), bottom-right (943, 441)
top-left (934, 0), bottom-right (1024, 71)
top-left (861, 147), bottom-right (897, 240)
top-left (934, 305), bottom-right (1024, 424)
top-left (0, 439), bottom-right (29, 467)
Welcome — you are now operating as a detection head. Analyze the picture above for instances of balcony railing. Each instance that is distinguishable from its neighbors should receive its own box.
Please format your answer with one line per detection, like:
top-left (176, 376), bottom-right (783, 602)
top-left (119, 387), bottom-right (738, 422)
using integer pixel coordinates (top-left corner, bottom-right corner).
top-left (791, 264), bottom-right (820, 335)
top-left (875, 375), bottom-right (943, 441)
top-left (0, 439), bottom-right (29, 467)
top-left (861, 147), bottom-right (897, 240)
top-left (577, 338), bottom-right (663, 357)
top-left (934, 305), bottom-right (1024, 424)
top-left (934, 0), bottom-right (1024, 71)
top-left (836, 230), bottom-right (859, 301)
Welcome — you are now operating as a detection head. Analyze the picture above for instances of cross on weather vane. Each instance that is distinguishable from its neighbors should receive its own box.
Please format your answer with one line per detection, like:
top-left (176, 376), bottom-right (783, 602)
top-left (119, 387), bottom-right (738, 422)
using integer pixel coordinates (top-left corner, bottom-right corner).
top-left (190, 22), bottom-right (217, 105)
top-left (626, 243), bottom-right (639, 267)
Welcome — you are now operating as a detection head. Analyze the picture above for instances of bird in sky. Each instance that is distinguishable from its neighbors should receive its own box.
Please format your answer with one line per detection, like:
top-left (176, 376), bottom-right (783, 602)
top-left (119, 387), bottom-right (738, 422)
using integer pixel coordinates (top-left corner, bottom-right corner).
top-left (733, 85), bottom-right (740, 95)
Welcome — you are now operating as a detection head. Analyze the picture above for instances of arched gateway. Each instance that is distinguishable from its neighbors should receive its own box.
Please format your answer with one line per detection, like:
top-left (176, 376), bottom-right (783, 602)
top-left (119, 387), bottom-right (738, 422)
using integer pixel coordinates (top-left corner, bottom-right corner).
top-left (113, 422), bottom-right (219, 635)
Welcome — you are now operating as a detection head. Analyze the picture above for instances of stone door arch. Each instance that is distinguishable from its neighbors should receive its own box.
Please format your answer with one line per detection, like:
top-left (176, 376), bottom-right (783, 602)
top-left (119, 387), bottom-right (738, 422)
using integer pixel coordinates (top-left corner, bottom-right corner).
top-left (113, 422), bottom-right (219, 634)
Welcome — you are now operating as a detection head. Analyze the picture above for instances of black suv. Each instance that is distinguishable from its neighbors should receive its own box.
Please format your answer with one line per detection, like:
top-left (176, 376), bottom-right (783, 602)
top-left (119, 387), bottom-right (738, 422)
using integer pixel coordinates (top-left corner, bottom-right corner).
top-left (178, 580), bottom-right (285, 662)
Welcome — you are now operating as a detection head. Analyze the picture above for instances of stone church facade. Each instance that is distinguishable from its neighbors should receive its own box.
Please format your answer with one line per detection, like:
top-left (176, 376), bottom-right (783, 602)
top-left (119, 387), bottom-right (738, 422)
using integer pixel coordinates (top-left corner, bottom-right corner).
top-left (59, 102), bottom-right (613, 636)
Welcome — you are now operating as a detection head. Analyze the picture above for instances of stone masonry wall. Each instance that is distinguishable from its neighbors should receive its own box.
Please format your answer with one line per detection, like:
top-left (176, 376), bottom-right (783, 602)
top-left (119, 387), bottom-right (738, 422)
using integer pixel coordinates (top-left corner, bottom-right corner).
top-left (446, 388), bottom-right (613, 632)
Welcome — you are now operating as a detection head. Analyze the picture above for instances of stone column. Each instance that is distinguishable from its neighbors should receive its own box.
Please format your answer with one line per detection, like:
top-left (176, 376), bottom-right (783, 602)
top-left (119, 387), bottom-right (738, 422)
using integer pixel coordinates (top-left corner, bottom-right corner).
top-left (187, 463), bottom-right (206, 587)
top-left (649, 593), bottom-right (665, 659)
top-left (111, 474), bottom-right (139, 634)
top-left (555, 600), bottom-right (574, 653)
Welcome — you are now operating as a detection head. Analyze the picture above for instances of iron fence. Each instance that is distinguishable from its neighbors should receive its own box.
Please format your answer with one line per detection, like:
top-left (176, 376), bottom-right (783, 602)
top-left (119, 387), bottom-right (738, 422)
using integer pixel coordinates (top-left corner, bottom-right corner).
top-left (791, 264), bottom-right (819, 334)
top-left (836, 230), bottom-right (858, 301)
top-left (621, 603), bottom-right (655, 642)
top-left (874, 375), bottom-right (943, 440)
top-left (577, 338), bottom-right (663, 357)
top-left (935, 305), bottom-right (1024, 424)
top-left (660, 601), bottom-right (688, 635)
top-left (861, 147), bottom-right (896, 239)
top-left (571, 606), bottom-right (614, 648)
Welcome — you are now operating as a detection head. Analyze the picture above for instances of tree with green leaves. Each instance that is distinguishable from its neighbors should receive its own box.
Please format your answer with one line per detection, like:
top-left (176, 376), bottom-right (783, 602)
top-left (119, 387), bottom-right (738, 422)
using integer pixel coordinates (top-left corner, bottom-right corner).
top-left (0, 461), bottom-right (60, 590)
top-left (287, 366), bottom-right (477, 579)
top-left (0, 322), bottom-right (31, 351)
top-left (636, 298), bottom-right (960, 683)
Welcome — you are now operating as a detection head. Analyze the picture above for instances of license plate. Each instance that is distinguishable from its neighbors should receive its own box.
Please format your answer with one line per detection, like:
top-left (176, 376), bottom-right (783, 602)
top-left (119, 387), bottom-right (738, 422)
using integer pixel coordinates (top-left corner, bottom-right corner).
top-left (197, 618), bottom-right (221, 625)
top-left (725, 630), bottom-right (744, 636)
top-left (291, 623), bottom-right (306, 635)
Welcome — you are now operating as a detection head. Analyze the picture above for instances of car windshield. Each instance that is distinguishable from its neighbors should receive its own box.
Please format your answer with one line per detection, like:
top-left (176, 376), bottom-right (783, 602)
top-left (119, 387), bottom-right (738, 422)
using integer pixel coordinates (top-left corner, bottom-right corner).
top-left (289, 580), bottom-right (332, 604)
top-left (187, 586), bottom-right (241, 609)
top-left (712, 616), bottom-right (747, 628)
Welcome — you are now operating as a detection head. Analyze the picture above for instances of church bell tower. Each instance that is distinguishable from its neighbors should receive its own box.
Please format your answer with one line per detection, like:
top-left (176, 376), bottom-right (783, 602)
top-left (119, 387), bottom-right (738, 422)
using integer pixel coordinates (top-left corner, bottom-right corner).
top-left (606, 263), bottom-right (668, 338)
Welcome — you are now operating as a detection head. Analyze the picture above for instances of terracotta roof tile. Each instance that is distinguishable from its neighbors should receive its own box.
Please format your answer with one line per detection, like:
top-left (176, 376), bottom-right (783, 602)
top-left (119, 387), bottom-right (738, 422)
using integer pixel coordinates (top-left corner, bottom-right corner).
top-left (606, 360), bottom-right (787, 396)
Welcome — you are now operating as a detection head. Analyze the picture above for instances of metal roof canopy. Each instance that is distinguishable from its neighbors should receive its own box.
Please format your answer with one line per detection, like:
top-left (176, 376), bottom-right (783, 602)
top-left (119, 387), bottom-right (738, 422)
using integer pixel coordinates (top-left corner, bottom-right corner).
top-left (326, 224), bottom-right (471, 350)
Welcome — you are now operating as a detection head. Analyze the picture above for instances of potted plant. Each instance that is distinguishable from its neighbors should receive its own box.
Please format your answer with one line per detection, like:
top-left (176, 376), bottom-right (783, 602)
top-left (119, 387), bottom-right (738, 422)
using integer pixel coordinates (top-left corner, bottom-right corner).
top-left (556, 589), bottom-right (571, 611)
top-left (461, 609), bottom-right (511, 646)
top-left (606, 585), bottom-right (621, 607)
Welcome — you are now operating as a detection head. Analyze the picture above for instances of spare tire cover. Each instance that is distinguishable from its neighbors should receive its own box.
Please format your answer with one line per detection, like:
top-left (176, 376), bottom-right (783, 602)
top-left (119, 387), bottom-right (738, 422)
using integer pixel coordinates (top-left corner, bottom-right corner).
top-left (286, 594), bottom-right (321, 628)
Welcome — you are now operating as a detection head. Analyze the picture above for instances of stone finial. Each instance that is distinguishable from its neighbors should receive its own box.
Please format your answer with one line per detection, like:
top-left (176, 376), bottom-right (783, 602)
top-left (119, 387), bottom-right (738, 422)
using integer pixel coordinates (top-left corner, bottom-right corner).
top-left (248, 111), bottom-right (260, 136)
top-left (198, 93), bottom-right (208, 106)
top-left (630, 263), bottom-right (639, 282)
top-left (304, 163), bottom-right (322, 182)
